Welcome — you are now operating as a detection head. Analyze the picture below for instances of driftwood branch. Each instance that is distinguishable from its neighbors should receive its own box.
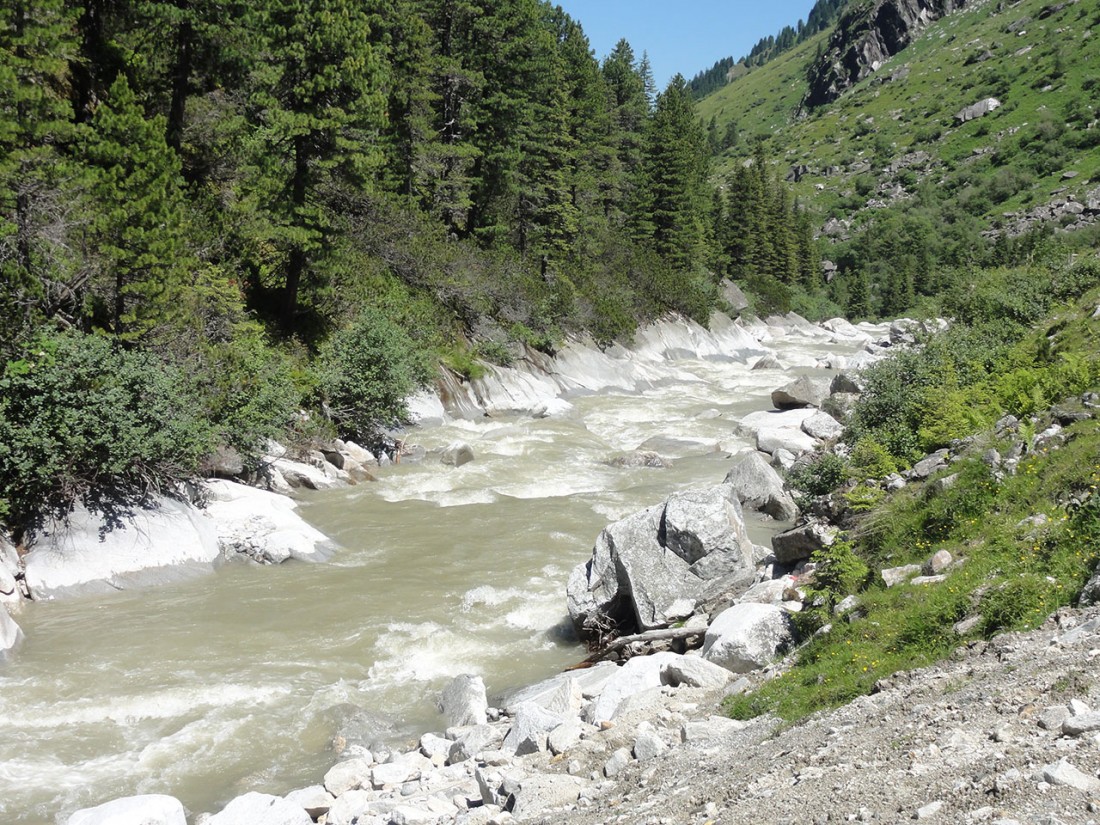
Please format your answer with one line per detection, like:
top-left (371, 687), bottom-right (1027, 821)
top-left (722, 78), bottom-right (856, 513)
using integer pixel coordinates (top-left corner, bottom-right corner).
top-left (572, 625), bottom-right (705, 667)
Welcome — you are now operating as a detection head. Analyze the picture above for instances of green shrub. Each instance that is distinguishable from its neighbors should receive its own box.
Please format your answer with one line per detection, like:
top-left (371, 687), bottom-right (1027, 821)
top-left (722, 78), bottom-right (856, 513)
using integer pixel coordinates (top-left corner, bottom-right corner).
top-left (788, 451), bottom-right (848, 496)
top-left (0, 331), bottom-right (215, 534)
top-left (318, 309), bottom-right (433, 447)
top-left (809, 539), bottom-right (869, 607)
top-left (196, 323), bottom-right (302, 461)
top-left (848, 437), bottom-right (899, 479)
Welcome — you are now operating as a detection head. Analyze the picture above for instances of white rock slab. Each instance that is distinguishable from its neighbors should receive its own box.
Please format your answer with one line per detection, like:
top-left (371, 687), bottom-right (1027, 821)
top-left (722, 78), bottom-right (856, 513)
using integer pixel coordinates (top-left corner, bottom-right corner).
top-left (24, 498), bottom-right (221, 600)
top-left (201, 479), bottom-right (336, 563)
top-left (206, 792), bottom-right (313, 825)
top-left (66, 794), bottom-right (187, 825)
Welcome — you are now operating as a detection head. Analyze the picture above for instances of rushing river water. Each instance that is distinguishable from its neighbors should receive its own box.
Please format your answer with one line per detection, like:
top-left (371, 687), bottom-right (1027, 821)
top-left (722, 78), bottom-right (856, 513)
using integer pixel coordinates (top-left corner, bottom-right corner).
top-left (0, 319), bottom-right (877, 824)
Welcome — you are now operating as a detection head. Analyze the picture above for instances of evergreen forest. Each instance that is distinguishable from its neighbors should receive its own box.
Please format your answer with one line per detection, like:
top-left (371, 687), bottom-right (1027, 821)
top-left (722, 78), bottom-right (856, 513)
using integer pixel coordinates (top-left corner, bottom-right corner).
top-left (2, 0), bottom-right (1099, 541)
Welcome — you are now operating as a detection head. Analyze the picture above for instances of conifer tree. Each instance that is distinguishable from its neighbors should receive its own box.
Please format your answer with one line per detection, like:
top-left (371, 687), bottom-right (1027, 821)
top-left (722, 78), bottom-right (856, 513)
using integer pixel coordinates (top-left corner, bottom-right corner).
top-left (601, 39), bottom-right (649, 228)
top-left (243, 0), bottom-right (386, 332)
top-left (0, 0), bottom-right (80, 351)
top-left (644, 74), bottom-right (709, 271)
top-left (414, 0), bottom-right (482, 233)
top-left (83, 75), bottom-right (191, 341)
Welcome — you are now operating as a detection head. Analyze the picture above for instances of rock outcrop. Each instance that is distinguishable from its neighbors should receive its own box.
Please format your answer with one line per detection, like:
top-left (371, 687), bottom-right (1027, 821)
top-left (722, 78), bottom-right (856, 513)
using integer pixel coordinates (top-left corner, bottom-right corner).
top-left (23, 497), bottom-right (222, 600)
top-left (802, 0), bottom-right (968, 108)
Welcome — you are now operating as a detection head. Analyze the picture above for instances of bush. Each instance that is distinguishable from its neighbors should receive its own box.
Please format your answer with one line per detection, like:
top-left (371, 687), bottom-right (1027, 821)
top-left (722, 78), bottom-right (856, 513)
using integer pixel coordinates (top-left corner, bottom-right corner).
top-left (809, 539), bottom-right (869, 606)
top-left (318, 309), bottom-right (433, 447)
top-left (0, 331), bottom-right (215, 535)
top-left (788, 452), bottom-right (848, 496)
top-left (196, 323), bottom-right (302, 462)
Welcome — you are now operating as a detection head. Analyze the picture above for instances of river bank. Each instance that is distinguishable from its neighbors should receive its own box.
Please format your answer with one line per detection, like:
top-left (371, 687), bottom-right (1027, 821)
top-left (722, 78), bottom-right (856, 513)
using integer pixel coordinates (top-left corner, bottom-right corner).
top-left (2, 310), bottom-right (897, 823)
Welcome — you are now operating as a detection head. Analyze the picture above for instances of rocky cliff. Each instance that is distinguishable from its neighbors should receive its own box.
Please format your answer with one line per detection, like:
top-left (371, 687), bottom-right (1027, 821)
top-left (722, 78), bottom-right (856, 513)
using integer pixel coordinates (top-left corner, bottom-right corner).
top-left (802, 0), bottom-right (968, 108)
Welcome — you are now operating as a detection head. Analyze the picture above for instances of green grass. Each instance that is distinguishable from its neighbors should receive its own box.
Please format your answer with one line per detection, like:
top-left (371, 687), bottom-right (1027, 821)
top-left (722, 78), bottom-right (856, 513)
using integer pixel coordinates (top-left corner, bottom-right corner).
top-left (726, 286), bottom-right (1100, 723)
top-left (699, 0), bottom-right (1100, 227)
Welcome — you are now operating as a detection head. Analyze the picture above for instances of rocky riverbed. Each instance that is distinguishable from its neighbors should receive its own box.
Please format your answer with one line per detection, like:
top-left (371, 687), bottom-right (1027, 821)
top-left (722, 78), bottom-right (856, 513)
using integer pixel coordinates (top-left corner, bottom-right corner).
top-left (6, 309), bottom-right (985, 824)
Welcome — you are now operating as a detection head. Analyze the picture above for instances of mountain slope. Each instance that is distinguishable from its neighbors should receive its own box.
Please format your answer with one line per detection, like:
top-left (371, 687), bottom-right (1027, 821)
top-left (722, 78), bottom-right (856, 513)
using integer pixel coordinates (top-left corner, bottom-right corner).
top-left (700, 0), bottom-right (1100, 238)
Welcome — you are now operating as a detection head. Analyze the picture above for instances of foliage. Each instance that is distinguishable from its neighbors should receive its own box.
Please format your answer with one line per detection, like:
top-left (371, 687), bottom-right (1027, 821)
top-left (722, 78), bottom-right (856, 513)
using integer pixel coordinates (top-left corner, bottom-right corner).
top-left (787, 451), bottom-right (848, 497)
top-left (0, 331), bottom-right (215, 535)
top-left (317, 308), bottom-right (433, 447)
top-left (807, 538), bottom-right (869, 608)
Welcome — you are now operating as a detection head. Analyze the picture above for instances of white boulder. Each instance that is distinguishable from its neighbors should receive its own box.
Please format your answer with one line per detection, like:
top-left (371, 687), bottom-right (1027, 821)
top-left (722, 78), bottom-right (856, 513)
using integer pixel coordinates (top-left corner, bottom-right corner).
top-left (801, 411), bottom-right (844, 441)
top-left (24, 497), bottom-right (221, 600)
top-left (66, 794), bottom-right (187, 825)
top-left (587, 652), bottom-right (681, 723)
top-left (439, 674), bottom-right (488, 727)
top-left (702, 603), bottom-right (794, 673)
top-left (201, 480), bottom-right (336, 563)
top-left (206, 792), bottom-right (313, 825)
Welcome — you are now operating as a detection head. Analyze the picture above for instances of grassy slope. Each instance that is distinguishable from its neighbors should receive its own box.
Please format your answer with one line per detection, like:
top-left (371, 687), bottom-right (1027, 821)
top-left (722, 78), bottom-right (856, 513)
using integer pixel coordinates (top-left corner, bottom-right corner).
top-left (727, 282), bottom-right (1100, 722)
top-left (698, 0), bottom-right (1100, 224)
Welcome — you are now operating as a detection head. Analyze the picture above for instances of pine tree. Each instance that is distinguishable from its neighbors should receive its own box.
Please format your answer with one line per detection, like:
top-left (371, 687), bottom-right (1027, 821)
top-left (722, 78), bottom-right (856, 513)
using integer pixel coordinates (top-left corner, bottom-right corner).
top-left (83, 75), bottom-right (191, 341)
top-left (0, 0), bottom-right (80, 351)
top-left (601, 39), bottom-right (649, 228)
top-left (644, 74), bottom-right (709, 271)
top-left (243, 0), bottom-right (386, 332)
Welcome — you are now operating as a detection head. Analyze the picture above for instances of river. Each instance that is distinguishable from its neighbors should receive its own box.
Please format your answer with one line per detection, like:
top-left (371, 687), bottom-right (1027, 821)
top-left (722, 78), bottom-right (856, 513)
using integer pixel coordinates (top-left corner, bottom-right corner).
top-left (0, 316), bottom-right (879, 824)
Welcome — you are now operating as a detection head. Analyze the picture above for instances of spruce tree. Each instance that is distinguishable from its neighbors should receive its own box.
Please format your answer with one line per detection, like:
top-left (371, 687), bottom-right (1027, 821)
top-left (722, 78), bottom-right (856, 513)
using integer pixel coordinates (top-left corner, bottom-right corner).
top-left (243, 0), bottom-right (386, 332)
top-left (83, 75), bottom-right (191, 341)
top-left (644, 74), bottom-right (709, 271)
top-left (0, 0), bottom-right (80, 351)
top-left (601, 39), bottom-right (649, 229)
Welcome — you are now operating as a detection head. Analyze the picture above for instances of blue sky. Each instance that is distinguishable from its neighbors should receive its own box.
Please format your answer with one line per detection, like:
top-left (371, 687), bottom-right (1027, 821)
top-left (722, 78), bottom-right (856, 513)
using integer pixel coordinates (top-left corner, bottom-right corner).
top-left (554, 1), bottom-right (820, 89)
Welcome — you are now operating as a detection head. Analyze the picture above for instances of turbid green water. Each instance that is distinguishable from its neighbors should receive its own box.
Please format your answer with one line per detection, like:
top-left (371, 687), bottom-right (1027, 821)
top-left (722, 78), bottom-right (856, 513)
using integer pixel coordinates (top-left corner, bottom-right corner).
top-left (0, 331), bottom-right (863, 824)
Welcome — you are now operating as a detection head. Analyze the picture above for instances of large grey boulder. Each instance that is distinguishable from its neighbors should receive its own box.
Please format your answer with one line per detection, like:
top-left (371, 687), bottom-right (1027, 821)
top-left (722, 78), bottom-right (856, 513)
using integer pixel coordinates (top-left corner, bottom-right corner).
top-left (770, 520), bottom-right (838, 564)
top-left (567, 505), bottom-right (694, 637)
top-left (0, 607), bottom-right (23, 658)
top-left (66, 795), bottom-right (187, 825)
top-left (568, 487), bottom-right (757, 639)
top-left (206, 793), bottom-right (313, 825)
top-left (202, 480), bottom-right (337, 564)
top-left (723, 451), bottom-right (799, 522)
top-left (24, 497), bottom-right (221, 600)
top-left (771, 376), bottom-right (832, 410)
top-left (702, 603), bottom-right (794, 673)
top-left (662, 486), bottom-right (754, 573)
top-left (439, 674), bottom-right (488, 727)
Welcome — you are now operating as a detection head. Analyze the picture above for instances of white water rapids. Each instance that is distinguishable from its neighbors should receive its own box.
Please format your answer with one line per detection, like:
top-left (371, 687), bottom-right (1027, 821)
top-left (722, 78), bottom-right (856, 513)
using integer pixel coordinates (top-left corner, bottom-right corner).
top-left (0, 314), bottom-right (885, 824)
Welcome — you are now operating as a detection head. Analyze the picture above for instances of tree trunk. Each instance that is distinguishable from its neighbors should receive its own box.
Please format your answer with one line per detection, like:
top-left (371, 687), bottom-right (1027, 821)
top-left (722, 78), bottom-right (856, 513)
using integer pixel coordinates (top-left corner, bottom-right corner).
top-left (166, 4), bottom-right (192, 153)
top-left (281, 135), bottom-right (309, 331)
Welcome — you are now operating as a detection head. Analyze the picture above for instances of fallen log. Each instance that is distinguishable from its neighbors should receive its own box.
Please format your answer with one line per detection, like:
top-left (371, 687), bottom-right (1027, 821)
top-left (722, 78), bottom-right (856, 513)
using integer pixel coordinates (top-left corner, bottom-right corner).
top-left (572, 625), bottom-right (705, 667)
